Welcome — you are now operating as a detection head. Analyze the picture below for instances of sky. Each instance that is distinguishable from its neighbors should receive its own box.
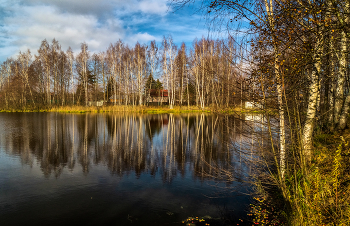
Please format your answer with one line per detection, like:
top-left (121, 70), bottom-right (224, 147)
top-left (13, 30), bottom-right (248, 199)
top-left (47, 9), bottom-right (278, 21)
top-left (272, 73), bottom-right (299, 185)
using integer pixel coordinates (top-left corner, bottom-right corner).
top-left (0, 0), bottom-right (215, 63)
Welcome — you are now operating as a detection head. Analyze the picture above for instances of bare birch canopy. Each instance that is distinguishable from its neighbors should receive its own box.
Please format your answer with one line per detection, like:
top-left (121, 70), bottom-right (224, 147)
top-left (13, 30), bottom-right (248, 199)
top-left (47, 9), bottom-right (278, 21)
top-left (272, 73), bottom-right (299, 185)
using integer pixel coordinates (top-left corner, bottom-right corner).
top-left (0, 37), bottom-right (244, 108)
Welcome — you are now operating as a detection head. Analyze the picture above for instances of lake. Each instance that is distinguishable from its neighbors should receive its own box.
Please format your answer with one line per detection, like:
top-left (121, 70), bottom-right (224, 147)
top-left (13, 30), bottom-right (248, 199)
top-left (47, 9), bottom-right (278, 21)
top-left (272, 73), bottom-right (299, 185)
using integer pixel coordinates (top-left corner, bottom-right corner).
top-left (0, 112), bottom-right (258, 226)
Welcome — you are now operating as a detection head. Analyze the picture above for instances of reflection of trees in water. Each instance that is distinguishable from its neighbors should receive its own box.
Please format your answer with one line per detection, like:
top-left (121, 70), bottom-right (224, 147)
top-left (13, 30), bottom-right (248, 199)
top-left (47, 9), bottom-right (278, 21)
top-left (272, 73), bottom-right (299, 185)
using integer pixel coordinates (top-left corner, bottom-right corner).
top-left (1, 113), bottom-right (72, 177)
top-left (0, 113), bottom-right (263, 181)
top-left (105, 114), bottom-right (152, 177)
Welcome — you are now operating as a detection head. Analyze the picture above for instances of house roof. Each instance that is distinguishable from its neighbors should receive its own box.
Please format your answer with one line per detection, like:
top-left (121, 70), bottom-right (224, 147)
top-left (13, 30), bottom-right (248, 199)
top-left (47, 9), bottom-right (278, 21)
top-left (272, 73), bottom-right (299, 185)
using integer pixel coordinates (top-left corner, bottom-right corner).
top-left (149, 89), bottom-right (168, 97)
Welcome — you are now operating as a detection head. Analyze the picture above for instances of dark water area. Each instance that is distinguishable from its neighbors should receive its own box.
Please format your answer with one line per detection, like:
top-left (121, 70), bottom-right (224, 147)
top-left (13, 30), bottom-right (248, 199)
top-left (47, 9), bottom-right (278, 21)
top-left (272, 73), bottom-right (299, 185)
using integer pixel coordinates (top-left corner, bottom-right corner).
top-left (0, 113), bottom-right (259, 226)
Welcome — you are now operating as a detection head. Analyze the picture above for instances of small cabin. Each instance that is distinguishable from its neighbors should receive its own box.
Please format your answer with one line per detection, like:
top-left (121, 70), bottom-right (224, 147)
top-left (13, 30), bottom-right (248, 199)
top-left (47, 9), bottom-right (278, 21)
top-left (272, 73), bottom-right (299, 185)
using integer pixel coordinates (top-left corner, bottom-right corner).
top-left (147, 89), bottom-right (168, 105)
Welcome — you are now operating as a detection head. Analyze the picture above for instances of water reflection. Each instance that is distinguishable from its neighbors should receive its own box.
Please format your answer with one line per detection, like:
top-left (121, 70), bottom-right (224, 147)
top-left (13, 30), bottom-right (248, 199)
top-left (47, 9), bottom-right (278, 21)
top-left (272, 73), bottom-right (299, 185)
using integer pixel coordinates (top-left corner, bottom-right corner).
top-left (0, 113), bottom-right (262, 182)
top-left (0, 112), bottom-right (275, 226)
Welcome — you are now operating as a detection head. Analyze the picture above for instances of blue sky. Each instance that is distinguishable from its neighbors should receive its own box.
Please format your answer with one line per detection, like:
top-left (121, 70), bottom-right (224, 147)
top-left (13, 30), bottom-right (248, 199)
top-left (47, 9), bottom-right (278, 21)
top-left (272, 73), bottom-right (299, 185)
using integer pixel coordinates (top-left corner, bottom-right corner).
top-left (0, 0), bottom-right (215, 62)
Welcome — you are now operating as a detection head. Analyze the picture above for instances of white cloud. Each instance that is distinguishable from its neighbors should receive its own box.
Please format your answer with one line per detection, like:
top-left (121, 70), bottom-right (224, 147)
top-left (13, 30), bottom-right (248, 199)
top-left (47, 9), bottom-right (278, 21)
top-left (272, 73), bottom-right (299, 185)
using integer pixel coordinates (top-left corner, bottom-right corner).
top-left (138, 0), bottom-right (168, 15)
top-left (23, 0), bottom-right (169, 17)
top-left (0, 2), bottom-right (163, 60)
top-left (0, 0), bottom-right (210, 62)
top-left (127, 32), bottom-right (160, 45)
top-left (3, 5), bottom-right (125, 55)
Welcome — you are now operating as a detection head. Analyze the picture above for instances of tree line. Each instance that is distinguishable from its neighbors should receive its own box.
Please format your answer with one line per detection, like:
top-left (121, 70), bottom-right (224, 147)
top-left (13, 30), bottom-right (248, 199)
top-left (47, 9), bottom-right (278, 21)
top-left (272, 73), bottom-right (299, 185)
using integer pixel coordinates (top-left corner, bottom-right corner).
top-left (0, 36), bottom-right (251, 109)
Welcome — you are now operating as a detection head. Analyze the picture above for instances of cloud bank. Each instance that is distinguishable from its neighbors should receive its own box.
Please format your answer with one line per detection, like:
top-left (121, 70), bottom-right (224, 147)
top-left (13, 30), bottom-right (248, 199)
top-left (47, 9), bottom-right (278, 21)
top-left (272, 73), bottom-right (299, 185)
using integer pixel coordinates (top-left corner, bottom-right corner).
top-left (0, 0), bottom-right (208, 61)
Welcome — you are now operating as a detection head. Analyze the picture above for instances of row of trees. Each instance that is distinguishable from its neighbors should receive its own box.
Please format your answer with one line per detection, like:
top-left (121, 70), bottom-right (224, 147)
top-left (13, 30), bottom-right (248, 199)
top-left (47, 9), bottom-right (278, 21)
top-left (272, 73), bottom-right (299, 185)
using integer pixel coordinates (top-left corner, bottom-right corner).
top-left (0, 37), bottom-right (251, 109)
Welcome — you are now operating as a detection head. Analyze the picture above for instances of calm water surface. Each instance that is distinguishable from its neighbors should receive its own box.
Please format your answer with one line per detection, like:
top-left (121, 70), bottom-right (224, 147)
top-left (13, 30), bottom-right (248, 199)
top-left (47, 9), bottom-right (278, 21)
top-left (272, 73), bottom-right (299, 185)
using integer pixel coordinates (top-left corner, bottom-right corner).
top-left (0, 113), bottom-right (256, 226)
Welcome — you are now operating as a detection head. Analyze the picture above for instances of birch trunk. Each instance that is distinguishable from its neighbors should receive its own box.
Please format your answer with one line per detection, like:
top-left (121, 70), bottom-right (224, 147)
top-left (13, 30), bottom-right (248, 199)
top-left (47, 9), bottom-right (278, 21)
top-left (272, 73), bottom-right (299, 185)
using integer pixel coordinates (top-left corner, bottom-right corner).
top-left (328, 52), bottom-right (335, 128)
top-left (264, 0), bottom-right (286, 178)
top-left (163, 38), bottom-right (169, 107)
top-left (84, 52), bottom-right (88, 107)
top-left (227, 44), bottom-right (232, 107)
top-left (334, 31), bottom-right (347, 125)
top-left (168, 39), bottom-right (175, 109)
top-left (326, 1), bottom-right (334, 129)
top-left (339, 93), bottom-right (350, 130)
top-left (68, 50), bottom-right (74, 105)
top-left (302, 38), bottom-right (322, 160)
top-left (336, 2), bottom-right (349, 129)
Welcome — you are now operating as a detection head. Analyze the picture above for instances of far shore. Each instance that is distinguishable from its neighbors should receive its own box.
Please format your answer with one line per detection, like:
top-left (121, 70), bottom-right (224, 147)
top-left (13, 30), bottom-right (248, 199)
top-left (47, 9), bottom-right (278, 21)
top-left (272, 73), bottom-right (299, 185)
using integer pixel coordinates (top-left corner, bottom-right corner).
top-left (0, 105), bottom-right (268, 114)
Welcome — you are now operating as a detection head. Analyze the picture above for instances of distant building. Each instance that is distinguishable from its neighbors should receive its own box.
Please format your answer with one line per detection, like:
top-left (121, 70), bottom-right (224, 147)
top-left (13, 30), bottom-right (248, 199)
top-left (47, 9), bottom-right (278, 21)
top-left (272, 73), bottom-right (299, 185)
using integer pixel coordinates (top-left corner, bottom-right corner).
top-left (147, 89), bottom-right (168, 105)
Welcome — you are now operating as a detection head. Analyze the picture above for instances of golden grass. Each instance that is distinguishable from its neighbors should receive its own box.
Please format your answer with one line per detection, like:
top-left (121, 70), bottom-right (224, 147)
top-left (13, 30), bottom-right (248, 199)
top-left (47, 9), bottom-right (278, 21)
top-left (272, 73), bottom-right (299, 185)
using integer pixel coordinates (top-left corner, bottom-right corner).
top-left (0, 105), bottom-right (270, 114)
top-left (287, 135), bottom-right (350, 226)
top-left (47, 105), bottom-right (209, 113)
top-left (248, 131), bottom-right (350, 226)
top-left (0, 103), bottom-right (275, 114)
top-left (253, 133), bottom-right (350, 226)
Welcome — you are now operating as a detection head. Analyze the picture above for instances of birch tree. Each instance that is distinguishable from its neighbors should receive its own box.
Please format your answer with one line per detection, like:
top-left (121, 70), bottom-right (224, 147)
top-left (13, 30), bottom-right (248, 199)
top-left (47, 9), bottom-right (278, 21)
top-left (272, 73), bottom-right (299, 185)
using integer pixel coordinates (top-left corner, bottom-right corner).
top-left (263, 0), bottom-right (285, 177)
top-left (134, 42), bottom-right (147, 106)
top-left (76, 42), bottom-right (90, 106)
top-left (66, 47), bottom-right (75, 105)
top-left (17, 50), bottom-right (36, 107)
top-left (38, 39), bottom-right (51, 105)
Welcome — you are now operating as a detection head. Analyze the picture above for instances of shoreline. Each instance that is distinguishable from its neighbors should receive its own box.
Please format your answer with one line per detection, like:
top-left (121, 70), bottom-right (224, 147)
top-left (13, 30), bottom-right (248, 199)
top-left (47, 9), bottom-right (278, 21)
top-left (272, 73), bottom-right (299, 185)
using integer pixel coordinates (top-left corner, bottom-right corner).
top-left (0, 105), bottom-right (268, 114)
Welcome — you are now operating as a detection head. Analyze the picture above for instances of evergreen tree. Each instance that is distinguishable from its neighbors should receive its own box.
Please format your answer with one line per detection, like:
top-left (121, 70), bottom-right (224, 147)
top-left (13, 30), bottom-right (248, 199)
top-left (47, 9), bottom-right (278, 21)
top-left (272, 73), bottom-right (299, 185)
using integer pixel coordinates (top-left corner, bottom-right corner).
top-left (155, 79), bottom-right (163, 90)
top-left (144, 73), bottom-right (156, 91)
top-left (105, 77), bottom-right (116, 100)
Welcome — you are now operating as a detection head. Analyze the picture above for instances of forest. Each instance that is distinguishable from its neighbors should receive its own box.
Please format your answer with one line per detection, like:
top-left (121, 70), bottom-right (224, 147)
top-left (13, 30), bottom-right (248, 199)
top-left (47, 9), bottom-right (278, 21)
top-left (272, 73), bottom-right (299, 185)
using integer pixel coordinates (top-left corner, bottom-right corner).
top-left (0, 37), bottom-right (249, 110)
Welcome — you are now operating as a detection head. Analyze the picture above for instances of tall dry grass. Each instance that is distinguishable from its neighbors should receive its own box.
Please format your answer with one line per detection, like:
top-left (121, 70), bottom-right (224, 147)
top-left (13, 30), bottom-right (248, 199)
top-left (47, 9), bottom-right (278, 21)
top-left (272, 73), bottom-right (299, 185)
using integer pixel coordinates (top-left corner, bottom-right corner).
top-left (251, 134), bottom-right (350, 225)
top-left (286, 135), bottom-right (350, 225)
top-left (48, 105), bottom-right (211, 113)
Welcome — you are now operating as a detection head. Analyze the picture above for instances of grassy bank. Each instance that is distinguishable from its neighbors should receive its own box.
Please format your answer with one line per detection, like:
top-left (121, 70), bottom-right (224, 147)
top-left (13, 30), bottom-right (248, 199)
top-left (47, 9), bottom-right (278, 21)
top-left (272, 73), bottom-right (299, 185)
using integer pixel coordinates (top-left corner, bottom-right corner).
top-left (289, 132), bottom-right (350, 225)
top-left (0, 105), bottom-right (267, 114)
top-left (250, 131), bottom-right (350, 225)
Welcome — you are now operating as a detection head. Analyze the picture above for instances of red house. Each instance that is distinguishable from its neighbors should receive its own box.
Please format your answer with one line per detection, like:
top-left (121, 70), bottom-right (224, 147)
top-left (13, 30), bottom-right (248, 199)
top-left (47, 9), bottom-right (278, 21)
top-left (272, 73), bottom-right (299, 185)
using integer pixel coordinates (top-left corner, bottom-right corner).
top-left (147, 89), bottom-right (168, 105)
